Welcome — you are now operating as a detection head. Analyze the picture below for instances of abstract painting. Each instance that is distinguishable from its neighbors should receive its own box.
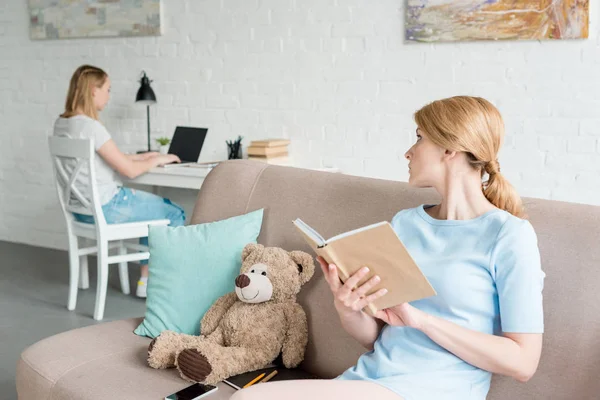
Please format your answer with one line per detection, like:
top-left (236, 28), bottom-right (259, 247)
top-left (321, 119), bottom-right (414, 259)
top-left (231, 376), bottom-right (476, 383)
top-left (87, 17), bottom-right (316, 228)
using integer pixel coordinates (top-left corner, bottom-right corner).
top-left (28, 0), bottom-right (162, 40)
top-left (406, 1), bottom-right (589, 42)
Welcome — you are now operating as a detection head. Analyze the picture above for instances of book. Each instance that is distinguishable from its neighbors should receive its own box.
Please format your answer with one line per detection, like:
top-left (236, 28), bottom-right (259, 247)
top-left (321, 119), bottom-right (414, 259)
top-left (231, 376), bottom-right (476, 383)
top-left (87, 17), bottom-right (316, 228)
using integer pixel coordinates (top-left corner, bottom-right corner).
top-left (247, 146), bottom-right (289, 157)
top-left (249, 139), bottom-right (291, 148)
top-left (248, 155), bottom-right (291, 166)
top-left (223, 366), bottom-right (319, 390)
top-left (292, 218), bottom-right (436, 316)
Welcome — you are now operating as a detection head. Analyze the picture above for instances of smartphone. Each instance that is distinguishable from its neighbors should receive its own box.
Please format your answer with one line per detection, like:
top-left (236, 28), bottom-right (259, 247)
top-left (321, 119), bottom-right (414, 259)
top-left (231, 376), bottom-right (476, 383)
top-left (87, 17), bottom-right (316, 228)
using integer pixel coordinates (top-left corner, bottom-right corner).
top-left (164, 383), bottom-right (218, 400)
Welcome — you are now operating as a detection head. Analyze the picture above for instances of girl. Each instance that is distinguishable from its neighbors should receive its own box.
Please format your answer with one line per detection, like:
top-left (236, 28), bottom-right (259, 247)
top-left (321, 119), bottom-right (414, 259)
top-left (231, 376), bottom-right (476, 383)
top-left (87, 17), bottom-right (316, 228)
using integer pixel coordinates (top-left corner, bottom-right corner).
top-left (231, 96), bottom-right (545, 400)
top-left (54, 65), bottom-right (185, 298)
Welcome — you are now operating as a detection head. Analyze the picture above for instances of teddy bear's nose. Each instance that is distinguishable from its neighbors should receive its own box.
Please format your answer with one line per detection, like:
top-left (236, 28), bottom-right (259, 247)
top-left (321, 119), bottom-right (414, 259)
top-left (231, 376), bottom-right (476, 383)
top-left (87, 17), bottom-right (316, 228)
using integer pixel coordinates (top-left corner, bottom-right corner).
top-left (235, 274), bottom-right (250, 289)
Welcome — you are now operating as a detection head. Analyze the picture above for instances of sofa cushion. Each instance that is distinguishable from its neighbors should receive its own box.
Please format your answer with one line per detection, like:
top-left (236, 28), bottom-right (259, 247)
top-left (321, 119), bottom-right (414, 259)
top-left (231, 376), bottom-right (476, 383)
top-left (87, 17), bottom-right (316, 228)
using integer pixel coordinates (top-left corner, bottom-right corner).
top-left (134, 208), bottom-right (264, 338)
top-left (17, 318), bottom-right (236, 400)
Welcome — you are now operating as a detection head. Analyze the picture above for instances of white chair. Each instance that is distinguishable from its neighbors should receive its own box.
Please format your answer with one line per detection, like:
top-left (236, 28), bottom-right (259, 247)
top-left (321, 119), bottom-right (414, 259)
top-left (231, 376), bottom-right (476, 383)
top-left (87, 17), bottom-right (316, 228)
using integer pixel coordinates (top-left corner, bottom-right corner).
top-left (49, 137), bottom-right (169, 320)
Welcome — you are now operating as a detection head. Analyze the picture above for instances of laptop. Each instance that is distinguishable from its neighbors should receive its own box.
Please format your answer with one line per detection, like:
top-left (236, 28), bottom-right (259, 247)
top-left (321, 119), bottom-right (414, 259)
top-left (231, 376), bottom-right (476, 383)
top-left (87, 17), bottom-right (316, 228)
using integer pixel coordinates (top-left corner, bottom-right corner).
top-left (161, 126), bottom-right (208, 168)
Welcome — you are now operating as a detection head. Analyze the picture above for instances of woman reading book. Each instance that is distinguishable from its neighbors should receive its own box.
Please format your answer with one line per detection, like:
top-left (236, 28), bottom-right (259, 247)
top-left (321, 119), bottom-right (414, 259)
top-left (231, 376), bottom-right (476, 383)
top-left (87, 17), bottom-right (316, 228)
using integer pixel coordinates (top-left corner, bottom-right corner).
top-left (231, 96), bottom-right (544, 400)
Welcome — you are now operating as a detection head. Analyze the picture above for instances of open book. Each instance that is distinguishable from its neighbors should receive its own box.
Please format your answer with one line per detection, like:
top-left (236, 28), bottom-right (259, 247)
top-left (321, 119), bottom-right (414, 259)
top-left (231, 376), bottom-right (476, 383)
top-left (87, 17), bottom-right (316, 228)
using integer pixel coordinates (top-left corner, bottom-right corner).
top-left (293, 218), bottom-right (436, 316)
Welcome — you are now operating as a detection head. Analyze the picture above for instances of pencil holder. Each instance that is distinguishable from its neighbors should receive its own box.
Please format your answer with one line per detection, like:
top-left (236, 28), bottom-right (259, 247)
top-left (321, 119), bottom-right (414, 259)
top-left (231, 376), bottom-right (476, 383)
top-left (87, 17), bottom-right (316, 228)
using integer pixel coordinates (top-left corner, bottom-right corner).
top-left (226, 136), bottom-right (243, 160)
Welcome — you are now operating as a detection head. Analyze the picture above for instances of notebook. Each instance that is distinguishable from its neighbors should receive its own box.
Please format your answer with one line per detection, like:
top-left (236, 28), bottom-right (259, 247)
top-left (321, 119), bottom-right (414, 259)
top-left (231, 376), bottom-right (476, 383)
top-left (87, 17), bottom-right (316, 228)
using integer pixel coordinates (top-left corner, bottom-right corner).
top-left (293, 218), bottom-right (436, 316)
top-left (223, 366), bottom-right (319, 390)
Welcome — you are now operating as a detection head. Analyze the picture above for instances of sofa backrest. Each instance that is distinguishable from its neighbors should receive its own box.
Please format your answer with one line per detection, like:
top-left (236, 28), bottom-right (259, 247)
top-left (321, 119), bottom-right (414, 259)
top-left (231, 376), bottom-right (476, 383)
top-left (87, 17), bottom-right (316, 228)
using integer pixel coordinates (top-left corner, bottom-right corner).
top-left (191, 160), bottom-right (600, 399)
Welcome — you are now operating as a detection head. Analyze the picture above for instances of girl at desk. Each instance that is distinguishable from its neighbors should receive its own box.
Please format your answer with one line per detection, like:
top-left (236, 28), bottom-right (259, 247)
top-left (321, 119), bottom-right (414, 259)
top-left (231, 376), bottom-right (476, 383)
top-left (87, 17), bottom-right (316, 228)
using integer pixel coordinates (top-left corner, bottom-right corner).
top-left (53, 65), bottom-right (185, 298)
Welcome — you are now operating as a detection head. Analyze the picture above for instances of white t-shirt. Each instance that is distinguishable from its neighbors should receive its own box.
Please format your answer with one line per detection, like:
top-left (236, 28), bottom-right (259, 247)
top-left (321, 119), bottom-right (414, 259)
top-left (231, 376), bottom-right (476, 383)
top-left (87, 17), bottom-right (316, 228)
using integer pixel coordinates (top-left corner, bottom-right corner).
top-left (53, 115), bottom-right (122, 213)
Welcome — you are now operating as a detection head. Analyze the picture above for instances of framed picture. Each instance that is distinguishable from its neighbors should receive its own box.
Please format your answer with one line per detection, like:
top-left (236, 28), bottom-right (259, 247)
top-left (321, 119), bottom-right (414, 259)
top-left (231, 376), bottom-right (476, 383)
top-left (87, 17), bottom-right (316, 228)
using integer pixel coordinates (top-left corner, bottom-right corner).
top-left (406, 0), bottom-right (589, 42)
top-left (28, 0), bottom-right (162, 40)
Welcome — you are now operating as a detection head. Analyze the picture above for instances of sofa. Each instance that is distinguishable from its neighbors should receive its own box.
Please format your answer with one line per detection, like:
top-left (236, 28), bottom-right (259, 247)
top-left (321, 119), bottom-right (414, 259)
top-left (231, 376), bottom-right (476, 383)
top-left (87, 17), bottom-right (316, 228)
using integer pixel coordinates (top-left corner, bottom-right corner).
top-left (16, 160), bottom-right (600, 399)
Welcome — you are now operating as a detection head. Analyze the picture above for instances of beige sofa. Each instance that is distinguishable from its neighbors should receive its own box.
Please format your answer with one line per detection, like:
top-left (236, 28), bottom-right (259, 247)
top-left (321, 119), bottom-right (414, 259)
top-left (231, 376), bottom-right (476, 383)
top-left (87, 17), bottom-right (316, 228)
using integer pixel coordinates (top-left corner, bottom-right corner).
top-left (17, 160), bottom-right (600, 399)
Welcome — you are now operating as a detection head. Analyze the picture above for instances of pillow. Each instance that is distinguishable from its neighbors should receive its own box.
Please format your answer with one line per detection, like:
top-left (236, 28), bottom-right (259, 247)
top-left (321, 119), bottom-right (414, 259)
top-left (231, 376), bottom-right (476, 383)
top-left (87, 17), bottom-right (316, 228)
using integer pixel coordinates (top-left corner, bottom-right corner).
top-left (134, 208), bottom-right (264, 338)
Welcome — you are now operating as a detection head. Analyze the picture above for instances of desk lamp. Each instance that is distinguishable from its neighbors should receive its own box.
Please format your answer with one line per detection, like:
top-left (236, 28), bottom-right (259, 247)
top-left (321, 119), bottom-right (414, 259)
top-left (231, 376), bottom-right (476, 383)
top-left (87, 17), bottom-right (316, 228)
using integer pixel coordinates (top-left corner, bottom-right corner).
top-left (135, 71), bottom-right (157, 152)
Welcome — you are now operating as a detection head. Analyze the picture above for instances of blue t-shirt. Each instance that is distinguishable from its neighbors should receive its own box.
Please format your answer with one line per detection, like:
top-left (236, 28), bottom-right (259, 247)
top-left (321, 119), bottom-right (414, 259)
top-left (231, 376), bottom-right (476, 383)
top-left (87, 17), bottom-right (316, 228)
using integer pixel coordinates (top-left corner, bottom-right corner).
top-left (337, 205), bottom-right (545, 400)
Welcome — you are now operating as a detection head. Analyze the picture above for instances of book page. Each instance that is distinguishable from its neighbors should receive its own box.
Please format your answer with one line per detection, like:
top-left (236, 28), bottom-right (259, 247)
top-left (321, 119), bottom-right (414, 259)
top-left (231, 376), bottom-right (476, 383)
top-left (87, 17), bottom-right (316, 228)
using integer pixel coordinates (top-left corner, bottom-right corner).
top-left (292, 219), bottom-right (326, 247)
top-left (326, 221), bottom-right (388, 244)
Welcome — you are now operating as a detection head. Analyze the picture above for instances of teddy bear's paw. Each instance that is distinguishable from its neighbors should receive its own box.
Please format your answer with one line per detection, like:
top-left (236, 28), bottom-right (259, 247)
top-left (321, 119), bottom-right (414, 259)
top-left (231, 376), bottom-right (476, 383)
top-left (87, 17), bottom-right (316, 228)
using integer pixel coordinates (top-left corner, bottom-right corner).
top-left (147, 332), bottom-right (178, 369)
top-left (176, 349), bottom-right (212, 383)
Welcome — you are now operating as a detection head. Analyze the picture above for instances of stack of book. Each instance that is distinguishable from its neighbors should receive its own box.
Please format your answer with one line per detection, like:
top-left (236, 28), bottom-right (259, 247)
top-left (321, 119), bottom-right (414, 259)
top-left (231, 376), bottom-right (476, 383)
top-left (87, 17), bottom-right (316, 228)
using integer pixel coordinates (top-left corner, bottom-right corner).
top-left (247, 139), bottom-right (291, 166)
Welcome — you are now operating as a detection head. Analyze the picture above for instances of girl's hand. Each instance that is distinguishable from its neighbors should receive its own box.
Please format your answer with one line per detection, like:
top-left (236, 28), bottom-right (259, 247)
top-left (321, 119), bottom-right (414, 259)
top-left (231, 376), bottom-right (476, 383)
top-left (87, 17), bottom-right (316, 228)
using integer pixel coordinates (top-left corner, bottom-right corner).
top-left (316, 256), bottom-right (388, 317)
top-left (142, 151), bottom-right (160, 160)
top-left (126, 152), bottom-right (160, 161)
top-left (375, 303), bottom-right (428, 330)
top-left (155, 154), bottom-right (181, 166)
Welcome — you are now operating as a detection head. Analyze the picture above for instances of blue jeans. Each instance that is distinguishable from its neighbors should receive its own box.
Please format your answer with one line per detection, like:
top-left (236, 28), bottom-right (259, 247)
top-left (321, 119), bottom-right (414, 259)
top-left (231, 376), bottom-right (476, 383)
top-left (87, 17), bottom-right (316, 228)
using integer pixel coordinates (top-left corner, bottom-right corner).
top-left (73, 187), bottom-right (186, 264)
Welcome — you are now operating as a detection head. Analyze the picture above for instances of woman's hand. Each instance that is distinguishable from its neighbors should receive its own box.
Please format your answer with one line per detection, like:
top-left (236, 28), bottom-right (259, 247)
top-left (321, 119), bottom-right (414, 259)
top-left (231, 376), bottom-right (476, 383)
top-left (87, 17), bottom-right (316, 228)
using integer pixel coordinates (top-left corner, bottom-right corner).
top-left (126, 152), bottom-right (160, 161)
top-left (317, 256), bottom-right (388, 317)
top-left (155, 154), bottom-right (181, 166)
top-left (375, 303), bottom-right (428, 330)
top-left (98, 140), bottom-right (181, 179)
top-left (140, 151), bottom-right (160, 160)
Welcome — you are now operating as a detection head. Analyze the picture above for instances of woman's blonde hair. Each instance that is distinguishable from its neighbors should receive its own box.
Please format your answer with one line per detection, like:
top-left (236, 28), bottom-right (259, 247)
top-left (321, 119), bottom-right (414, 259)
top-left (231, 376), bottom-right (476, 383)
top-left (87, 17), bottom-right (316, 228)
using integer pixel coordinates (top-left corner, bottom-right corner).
top-left (414, 96), bottom-right (524, 218)
top-left (60, 65), bottom-right (108, 120)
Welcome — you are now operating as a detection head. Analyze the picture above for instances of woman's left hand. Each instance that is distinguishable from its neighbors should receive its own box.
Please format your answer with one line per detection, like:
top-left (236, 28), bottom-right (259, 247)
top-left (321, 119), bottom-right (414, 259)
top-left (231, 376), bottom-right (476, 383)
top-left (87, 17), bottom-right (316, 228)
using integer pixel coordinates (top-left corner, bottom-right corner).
top-left (375, 303), bottom-right (428, 330)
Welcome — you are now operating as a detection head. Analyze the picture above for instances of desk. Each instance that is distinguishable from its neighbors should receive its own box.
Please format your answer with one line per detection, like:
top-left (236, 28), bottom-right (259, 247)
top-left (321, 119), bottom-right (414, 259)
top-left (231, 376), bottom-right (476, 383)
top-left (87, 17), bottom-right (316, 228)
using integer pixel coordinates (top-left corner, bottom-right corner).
top-left (124, 165), bottom-right (340, 190)
top-left (123, 164), bottom-right (339, 223)
top-left (123, 166), bottom-right (211, 189)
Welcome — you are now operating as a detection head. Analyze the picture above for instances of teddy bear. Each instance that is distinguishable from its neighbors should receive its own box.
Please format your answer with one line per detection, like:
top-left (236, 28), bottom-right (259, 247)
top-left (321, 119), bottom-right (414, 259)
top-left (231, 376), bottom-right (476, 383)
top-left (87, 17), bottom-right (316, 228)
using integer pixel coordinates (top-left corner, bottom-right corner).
top-left (146, 243), bottom-right (316, 385)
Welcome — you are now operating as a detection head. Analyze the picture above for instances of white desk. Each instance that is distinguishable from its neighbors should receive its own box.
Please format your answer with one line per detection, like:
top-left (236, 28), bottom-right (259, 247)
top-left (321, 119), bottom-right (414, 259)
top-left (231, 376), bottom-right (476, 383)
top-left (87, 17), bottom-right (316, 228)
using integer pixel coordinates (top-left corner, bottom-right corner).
top-left (124, 165), bottom-right (340, 190)
top-left (123, 164), bottom-right (339, 222)
top-left (123, 166), bottom-right (211, 189)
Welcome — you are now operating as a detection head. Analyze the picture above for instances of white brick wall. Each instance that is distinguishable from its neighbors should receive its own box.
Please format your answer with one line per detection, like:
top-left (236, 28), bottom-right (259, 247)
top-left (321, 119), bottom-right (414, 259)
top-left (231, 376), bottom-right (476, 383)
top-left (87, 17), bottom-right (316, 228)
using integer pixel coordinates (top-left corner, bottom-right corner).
top-left (1, 0), bottom-right (600, 250)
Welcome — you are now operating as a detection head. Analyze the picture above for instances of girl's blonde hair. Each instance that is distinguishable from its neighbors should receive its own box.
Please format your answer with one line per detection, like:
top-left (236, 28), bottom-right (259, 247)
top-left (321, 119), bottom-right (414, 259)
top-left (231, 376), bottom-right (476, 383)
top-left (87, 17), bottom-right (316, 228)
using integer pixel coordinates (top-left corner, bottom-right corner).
top-left (60, 65), bottom-right (108, 120)
top-left (414, 96), bottom-right (524, 218)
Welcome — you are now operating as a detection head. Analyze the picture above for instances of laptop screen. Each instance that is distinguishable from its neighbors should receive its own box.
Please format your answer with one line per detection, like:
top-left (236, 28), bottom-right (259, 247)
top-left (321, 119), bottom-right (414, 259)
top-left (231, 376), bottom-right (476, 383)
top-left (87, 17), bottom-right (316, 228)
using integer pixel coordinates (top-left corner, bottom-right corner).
top-left (168, 126), bottom-right (208, 163)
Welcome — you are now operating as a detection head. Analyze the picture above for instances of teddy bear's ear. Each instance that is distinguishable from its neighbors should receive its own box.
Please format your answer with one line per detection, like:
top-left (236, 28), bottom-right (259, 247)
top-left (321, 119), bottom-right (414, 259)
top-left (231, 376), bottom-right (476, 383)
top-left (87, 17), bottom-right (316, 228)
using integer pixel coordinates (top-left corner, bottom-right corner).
top-left (242, 243), bottom-right (263, 262)
top-left (289, 250), bottom-right (316, 285)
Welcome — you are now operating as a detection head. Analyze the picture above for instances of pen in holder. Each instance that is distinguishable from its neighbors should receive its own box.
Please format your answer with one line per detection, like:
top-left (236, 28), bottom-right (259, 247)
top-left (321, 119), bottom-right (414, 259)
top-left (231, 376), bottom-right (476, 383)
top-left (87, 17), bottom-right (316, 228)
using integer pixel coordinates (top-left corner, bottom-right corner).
top-left (226, 135), bottom-right (243, 160)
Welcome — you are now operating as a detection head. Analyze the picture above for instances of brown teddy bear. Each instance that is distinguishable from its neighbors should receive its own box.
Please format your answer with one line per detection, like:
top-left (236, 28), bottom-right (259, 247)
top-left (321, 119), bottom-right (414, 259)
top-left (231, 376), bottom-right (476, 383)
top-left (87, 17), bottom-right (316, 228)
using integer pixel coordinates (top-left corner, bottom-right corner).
top-left (147, 243), bottom-right (315, 385)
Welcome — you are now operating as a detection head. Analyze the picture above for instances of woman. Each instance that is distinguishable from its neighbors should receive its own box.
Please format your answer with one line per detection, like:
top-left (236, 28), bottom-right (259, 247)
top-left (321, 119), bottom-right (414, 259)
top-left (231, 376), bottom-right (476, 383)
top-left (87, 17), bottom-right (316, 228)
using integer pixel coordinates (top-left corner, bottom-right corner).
top-left (54, 65), bottom-right (185, 298)
top-left (231, 96), bottom-right (545, 400)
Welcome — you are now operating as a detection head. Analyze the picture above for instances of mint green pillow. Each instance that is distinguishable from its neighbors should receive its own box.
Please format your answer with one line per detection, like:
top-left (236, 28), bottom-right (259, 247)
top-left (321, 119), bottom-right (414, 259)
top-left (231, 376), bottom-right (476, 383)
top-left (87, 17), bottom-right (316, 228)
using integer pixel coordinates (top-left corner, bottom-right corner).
top-left (134, 208), bottom-right (264, 338)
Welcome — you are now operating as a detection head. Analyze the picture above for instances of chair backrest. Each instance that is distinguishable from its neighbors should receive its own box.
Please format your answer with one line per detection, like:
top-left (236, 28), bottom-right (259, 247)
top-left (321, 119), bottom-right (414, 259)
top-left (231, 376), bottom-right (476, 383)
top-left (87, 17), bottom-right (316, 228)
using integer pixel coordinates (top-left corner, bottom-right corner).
top-left (48, 136), bottom-right (107, 228)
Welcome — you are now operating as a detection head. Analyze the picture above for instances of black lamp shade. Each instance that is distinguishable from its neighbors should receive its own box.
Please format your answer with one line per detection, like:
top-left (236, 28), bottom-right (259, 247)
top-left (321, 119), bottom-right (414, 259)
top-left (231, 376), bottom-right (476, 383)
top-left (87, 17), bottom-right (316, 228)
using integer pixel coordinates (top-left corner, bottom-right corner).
top-left (135, 72), bottom-right (157, 105)
top-left (136, 71), bottom-right (157, 152)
